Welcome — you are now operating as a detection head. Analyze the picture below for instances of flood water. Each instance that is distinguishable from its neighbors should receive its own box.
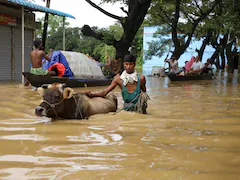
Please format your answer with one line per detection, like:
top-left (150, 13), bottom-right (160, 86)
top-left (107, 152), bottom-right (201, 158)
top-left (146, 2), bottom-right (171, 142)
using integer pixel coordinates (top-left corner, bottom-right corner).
top-left (0, 71), bottom-right (239, 180)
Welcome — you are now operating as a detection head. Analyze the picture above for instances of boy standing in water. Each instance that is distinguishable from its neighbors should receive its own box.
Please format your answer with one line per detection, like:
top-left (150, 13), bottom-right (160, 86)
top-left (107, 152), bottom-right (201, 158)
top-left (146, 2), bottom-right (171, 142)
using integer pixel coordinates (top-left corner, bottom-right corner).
top-left (85, 54), bottom-right (149, 114)
top-left (30, 40), bottom-right (55, 76)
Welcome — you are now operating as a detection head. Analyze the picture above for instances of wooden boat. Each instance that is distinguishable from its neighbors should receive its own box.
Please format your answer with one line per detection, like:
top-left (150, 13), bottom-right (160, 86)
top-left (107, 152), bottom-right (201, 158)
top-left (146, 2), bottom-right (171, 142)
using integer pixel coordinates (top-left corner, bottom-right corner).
top-left (168, 73), bottom-right (213, 81)
top-left (22, 72), bottom-right (112, 88)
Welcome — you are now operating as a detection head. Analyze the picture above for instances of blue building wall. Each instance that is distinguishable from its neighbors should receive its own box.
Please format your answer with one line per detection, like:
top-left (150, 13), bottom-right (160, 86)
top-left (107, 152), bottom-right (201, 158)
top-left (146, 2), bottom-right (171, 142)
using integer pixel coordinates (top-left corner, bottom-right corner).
top-left (143, 26), bottom-right (216, 75)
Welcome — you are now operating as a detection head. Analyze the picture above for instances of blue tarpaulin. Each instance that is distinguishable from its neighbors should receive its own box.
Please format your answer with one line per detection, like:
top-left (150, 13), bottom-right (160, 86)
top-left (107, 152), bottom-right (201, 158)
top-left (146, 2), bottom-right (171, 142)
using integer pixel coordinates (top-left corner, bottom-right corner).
top-left (42, 51), bottom-right (74, 77)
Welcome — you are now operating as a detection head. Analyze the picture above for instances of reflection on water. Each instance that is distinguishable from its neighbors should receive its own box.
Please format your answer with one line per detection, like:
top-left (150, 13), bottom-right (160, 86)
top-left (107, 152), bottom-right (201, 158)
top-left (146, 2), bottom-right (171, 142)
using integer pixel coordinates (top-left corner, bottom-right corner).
top-left (0, 72), bottom-right (239, 179)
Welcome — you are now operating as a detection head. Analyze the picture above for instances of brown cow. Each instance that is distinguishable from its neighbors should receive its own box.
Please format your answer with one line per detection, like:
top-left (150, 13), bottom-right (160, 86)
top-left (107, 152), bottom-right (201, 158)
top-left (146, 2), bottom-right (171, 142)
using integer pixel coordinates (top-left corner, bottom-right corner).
top-left (35, 83), bottom-right (117, 119)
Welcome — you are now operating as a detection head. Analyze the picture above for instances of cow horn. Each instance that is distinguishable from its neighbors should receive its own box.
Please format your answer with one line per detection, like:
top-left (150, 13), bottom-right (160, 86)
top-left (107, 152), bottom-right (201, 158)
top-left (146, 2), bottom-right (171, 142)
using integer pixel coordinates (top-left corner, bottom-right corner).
top-left (63, 87), bottom-right (75, 99)
top-left (41, 84), bottom-right (49, 89)
top-left (37, 87), bottom-right (44, 96)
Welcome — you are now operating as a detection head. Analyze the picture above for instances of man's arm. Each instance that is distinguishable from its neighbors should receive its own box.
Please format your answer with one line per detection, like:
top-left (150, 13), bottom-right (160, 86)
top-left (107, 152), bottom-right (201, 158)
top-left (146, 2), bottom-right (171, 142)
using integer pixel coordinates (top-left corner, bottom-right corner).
top-left (140, 75), bottom-right (146, 92)
top-left (85, 75), bottom-right (119, 98)
top-left (42, 50), bottom-right (52, 62)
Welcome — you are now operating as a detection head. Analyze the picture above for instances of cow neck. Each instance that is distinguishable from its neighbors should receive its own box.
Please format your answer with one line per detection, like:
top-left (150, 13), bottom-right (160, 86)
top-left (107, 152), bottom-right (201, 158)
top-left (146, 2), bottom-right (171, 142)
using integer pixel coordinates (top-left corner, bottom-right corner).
top-left (72, 94), bottom-right (84, 119)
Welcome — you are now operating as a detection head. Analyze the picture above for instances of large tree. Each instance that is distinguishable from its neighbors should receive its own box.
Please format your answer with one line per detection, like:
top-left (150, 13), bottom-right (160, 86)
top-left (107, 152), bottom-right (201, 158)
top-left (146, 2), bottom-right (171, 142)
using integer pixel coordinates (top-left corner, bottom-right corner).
top-left (81, 0), bottom-right (152, 58)
top-left (146, 0), bottom-right (219, 60)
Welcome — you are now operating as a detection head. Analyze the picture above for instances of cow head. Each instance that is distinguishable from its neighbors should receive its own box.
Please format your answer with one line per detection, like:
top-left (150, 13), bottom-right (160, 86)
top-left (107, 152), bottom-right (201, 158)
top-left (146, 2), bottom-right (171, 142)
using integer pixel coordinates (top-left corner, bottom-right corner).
top-left (35, 83), bottom-right (75, 118)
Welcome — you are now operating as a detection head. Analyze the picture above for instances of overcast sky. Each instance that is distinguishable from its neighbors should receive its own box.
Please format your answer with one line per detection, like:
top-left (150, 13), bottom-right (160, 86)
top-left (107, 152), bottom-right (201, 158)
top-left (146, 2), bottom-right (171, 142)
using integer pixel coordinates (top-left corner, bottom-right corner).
top-left (34, 0), bottom-right (125, 28)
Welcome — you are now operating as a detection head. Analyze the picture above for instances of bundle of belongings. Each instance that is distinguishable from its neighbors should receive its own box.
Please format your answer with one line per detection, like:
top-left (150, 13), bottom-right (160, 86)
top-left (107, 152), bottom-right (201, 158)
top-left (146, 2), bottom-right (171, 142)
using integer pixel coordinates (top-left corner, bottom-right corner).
top-left (42, 51), bottom-right (74, 77)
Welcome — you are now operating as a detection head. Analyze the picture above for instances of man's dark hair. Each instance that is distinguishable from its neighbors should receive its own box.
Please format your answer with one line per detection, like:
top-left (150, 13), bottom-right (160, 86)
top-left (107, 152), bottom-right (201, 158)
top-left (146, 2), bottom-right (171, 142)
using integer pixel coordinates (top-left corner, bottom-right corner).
top-left (123, 54), bottom-right (136, 62)
top-left (33, 40), bottom-right (42, 49)
top-left (93, 55), bottom-right (100, 62)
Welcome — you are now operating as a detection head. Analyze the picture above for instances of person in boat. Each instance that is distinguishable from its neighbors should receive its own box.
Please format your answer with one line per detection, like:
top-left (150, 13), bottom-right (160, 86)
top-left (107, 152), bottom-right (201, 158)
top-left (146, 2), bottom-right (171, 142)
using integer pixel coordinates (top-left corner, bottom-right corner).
top-left (164, 56), bottom-right (178, 74)
top-left (30, 40), bottom-right (56, 76)
top-left (202, 58), bottom-right (213, 73)
top-left (93, 55), bottom-right (106, 70)
top-left (109, 53), bottom-right (123, 78)
top-left (85, 54), bottom-right (149, 114)
top-left (187, 55), bottom-right (204, 74)
top-left (184, 56), bottom-right (195, 72)
top-left (164, 56), bottom-right (185, 75)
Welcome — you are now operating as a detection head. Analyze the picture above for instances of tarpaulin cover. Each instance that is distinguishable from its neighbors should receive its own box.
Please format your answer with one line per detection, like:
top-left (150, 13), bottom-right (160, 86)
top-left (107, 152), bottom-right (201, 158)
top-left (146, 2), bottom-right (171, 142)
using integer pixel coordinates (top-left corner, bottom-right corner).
top-left (60, 51), bottom-right (105, 79)
top-left (42, 51), bottom-right (74, 77)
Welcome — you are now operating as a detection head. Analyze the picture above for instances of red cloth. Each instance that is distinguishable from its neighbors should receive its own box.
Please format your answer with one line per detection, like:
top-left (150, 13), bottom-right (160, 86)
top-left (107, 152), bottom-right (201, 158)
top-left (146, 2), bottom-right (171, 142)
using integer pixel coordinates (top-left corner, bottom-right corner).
top-left (185, 56), bottom-right (195, 71)
top-left (48, 63), bottom-right (66, 77)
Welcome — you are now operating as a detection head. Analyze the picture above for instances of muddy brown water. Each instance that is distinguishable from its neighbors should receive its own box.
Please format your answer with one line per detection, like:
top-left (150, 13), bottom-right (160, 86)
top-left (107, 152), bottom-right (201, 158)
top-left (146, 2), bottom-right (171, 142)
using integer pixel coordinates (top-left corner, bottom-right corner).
top-left (0, 72), bottom-right (239, 179)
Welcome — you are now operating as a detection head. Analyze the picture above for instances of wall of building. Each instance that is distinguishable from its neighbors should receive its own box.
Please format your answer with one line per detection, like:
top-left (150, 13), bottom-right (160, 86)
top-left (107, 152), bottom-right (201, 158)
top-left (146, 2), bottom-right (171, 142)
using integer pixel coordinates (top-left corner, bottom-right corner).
top-left (0, 4), bottom-right (34, 81)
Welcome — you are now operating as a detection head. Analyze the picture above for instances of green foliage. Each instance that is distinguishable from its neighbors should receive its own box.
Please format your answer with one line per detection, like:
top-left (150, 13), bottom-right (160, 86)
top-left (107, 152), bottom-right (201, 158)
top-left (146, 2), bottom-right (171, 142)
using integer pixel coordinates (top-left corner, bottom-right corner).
top-left (36, 15), bottom-right (70, 39)
top-left (93, 44), bottom-right (116, 63)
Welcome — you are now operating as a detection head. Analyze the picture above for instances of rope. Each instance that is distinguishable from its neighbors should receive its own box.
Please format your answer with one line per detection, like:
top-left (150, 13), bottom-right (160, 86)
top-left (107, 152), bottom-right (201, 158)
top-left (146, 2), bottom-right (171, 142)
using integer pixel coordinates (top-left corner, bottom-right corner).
top-left (113, 92), bottom-right (149, 115)
top-left (72, 95), bottom-right (84, 119)
top-left (41, 98), bottom-right (65, 119)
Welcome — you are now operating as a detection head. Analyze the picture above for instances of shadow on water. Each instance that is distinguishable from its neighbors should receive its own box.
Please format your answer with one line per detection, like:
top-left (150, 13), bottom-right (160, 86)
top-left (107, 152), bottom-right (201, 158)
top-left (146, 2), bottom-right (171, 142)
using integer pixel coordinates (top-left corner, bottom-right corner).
top-left (0, 71), bottom-right (239, 179)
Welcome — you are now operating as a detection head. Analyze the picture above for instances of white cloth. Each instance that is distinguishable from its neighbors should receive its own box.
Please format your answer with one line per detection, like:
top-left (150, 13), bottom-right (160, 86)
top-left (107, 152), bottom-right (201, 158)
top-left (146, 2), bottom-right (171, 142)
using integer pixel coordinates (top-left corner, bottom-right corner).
top-left (207, 64), bottom-right (212, 68)
top-left (191, 61), bottom-right (203, 71)
top-left (120, 70), bottom-right (138, 86)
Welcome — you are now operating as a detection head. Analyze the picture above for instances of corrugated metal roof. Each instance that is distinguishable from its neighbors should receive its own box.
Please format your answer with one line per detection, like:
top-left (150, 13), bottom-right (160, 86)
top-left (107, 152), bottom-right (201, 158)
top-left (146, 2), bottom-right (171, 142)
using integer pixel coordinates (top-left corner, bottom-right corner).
top-left (7, 0), bottom-right (75, 19)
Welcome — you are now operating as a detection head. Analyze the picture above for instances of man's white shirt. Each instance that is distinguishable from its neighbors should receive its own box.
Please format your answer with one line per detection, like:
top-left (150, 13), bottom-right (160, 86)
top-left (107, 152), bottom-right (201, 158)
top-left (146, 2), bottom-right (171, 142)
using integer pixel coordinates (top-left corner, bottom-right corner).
top-left (191, 61), bottom-right (203, 70)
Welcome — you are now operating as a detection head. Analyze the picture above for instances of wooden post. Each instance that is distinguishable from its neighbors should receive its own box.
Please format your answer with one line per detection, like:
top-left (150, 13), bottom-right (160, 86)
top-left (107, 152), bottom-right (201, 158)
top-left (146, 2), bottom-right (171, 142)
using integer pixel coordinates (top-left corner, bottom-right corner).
top-left (63, 16), bottom-right (65, 51)
top-left (21, 6), bottom-right (25, 84)
top-left (42, 0), bottom-right (51, 50)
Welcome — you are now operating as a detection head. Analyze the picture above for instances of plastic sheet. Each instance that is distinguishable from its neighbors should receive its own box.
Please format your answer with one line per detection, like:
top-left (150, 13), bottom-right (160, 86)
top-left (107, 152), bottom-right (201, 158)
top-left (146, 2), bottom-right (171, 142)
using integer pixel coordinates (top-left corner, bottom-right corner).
top-left (61, 51), bottom-right (105, 79)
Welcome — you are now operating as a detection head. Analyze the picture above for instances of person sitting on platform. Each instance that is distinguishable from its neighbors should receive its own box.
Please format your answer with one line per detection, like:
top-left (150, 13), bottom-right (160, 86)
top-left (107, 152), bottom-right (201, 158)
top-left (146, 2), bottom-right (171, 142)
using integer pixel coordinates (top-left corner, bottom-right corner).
top-left (30, 40), bottom-right (56, 76)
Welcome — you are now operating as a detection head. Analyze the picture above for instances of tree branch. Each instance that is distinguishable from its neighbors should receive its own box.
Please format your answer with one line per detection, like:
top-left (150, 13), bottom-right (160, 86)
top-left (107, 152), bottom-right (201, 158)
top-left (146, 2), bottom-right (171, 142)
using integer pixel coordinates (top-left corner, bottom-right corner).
top-left (156, 12), bottom-right (184, 33)
top-left (158, 5), bottom-right (173, 22)
top-left (181, 9), bottom-right (195, 24)
top-left (120, 7), bottom-right (128, 15)
top-left (85, 0), bottom-right (122, 20)
top-left (193, 0), bottom-right (203, 15)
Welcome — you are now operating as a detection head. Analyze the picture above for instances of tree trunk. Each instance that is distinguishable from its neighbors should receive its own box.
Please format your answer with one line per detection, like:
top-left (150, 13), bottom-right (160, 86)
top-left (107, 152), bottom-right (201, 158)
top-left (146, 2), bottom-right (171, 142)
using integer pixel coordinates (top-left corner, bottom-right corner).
top-left (226, 41), bottom-right (234, 72)
top-left (198, 32), bottom-right (212, 61)
top-left (42, 0), bottom-right (51, 51)
top-left (219, 34), bottom-right (228, 69)
top-left (215, 54), bottom-right (220, 69)
top-left (83, 0), bottom-right (151, 58)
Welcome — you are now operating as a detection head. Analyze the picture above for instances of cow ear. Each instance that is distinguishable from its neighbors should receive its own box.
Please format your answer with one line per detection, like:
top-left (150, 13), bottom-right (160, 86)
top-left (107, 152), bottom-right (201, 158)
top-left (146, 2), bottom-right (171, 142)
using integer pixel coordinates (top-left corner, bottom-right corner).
top-left (63, 87), bottom-right (74, 99)
top-left (37, 87), bottom-right (45, 96)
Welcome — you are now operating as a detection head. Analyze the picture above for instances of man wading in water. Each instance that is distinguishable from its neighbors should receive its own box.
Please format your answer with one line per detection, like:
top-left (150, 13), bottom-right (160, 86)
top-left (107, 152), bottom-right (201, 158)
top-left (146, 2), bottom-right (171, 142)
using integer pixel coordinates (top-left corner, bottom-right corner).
top-left (85, 54), bottom-right (149, 114)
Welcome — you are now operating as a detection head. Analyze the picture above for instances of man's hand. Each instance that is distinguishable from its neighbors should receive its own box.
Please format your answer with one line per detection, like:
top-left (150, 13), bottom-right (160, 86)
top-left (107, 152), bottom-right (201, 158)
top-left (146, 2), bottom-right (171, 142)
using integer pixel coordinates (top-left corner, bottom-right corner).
top-left (85, 91), bottom-right (94, 98)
